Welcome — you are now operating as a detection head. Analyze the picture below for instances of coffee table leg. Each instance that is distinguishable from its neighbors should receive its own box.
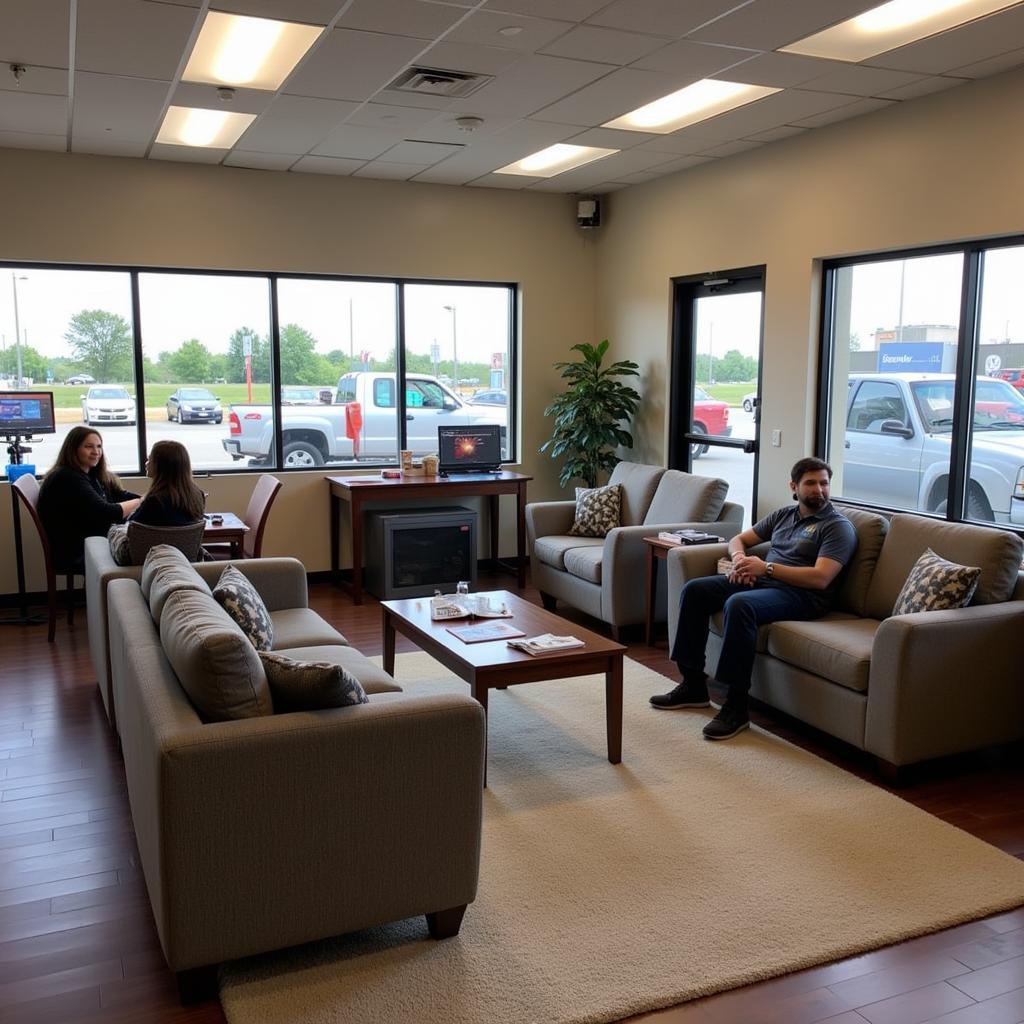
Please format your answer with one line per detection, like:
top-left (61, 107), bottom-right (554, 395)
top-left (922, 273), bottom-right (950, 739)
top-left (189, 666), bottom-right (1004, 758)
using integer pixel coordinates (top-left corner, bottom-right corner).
top-left (471, 680), bottom-right (489, 787)
top-left (606, 655), bottom-right (623, 764)
top-left (382, 610), bottom-right (395, 675)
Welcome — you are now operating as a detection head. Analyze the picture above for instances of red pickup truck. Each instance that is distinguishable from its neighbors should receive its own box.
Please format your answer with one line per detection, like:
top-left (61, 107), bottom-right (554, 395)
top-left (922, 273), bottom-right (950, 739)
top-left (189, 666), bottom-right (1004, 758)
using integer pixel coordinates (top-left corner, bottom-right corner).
top-left (691, 386), bottom-right (731, 458)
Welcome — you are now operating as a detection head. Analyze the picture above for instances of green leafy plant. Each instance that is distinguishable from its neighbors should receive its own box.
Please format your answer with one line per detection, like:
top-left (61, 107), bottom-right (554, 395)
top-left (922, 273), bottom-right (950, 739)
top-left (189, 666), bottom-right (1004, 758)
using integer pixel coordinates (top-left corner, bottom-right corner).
top-left (540, 340), bottom-right (641, 489)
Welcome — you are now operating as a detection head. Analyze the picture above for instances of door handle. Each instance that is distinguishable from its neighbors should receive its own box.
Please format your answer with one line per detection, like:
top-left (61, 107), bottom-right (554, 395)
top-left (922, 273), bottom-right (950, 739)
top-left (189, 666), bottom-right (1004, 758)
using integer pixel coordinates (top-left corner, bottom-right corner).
top-left (406, 414), bottom-right (414, 420)
top-left (845, 440), bottom-right (851, 449)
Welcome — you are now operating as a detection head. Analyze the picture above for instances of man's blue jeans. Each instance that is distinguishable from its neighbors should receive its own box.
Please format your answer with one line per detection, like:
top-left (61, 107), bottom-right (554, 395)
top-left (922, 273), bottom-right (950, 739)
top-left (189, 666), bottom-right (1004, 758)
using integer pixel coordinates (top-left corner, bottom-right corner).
top-left (670, 576), bottom-right (829, 703)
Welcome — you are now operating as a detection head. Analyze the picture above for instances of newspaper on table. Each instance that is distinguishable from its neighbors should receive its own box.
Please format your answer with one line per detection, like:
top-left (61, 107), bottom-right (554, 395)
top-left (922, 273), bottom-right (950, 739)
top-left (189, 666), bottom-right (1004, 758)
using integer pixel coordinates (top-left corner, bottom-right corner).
top-left (507, 633), bottom-right (585, 656)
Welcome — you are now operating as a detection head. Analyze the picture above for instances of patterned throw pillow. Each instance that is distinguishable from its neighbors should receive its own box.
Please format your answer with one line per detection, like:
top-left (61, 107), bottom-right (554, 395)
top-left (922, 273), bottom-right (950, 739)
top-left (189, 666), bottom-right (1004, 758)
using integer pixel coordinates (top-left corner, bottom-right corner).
top-left (259, 652), bottom-right (369, 712)
top-left (568, 483), bottom-right (621, 538)
top-left (212, 565), bottom-right (274, 651)
top-left (892, 547), bottom-right (982, 615)
top-left (107, 524), bottom-right (132, 566)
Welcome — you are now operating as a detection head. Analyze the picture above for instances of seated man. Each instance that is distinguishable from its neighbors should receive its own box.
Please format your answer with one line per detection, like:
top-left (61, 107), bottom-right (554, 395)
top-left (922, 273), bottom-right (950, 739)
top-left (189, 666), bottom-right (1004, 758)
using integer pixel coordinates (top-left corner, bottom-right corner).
top-left (651, 457), bottom-right (858, 740)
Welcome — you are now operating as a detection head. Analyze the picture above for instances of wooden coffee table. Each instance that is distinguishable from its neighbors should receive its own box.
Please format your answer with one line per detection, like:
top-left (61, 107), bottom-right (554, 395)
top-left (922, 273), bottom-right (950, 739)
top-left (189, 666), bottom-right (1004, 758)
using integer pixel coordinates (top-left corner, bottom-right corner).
top-left (381, 591), bottom-right (626, 784)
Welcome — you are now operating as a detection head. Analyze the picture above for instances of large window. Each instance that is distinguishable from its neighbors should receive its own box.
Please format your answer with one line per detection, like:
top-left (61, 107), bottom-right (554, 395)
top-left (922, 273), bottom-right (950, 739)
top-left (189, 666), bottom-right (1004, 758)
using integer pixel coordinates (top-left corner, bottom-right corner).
top-left (0, 264), bottom-right (517, 477)
top-left (820, 240), bottom-right (1024, 529)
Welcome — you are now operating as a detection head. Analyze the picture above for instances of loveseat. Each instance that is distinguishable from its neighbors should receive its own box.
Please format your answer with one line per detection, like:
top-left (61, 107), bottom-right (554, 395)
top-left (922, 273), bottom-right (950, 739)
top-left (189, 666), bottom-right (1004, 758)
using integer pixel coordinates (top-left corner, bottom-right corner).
top-left (666, 509), bottom-right (1024, 776)
top-left (105, 549), bottom-right (485, 997)
top-left (527, 462), bottom-right (743, 638)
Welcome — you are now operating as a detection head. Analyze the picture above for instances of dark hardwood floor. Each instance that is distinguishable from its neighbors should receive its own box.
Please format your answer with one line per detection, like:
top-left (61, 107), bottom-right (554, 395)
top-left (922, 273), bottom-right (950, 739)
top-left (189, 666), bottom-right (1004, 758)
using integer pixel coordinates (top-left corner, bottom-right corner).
top-left (0, 571), bottom-right (1021, 1024)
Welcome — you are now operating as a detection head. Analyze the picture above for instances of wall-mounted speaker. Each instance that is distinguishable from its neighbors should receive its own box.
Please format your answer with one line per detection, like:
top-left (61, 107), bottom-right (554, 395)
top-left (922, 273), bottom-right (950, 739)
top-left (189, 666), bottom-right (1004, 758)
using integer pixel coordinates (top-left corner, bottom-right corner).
top-left (576, 198), bottom-right (600, 229)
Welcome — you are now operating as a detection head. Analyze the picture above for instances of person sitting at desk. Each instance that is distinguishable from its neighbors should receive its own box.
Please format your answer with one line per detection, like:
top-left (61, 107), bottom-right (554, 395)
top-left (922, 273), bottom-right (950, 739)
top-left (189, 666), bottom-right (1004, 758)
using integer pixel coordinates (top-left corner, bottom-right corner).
top-left (38, 426), bottom-right (141, 571)
top-left (130, 440), bottom-right (205, 527)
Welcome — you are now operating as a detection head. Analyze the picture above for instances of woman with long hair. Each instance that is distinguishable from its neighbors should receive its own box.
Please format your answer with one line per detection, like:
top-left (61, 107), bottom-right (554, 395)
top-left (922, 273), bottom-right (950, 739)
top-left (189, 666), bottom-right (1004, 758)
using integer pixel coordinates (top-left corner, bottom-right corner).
top-left (37, 426), bottom-right (141, 570)
top-left (131, 440), bottom-right (205, 526)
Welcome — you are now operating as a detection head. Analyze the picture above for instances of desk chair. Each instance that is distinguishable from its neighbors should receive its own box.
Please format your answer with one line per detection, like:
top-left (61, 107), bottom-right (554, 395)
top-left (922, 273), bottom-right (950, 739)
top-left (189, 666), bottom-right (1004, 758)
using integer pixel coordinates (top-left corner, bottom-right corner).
top-left (127, 520), bottom-right (206, 564)
top-left (204, 474), bottom-right (282, 560)
top-left (12, 474), bottom-right (76, 643)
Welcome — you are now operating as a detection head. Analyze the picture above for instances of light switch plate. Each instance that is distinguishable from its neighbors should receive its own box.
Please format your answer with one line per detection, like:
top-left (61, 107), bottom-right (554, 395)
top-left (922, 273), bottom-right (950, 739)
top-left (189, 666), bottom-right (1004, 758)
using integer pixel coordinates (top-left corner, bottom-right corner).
top-left (771, 429), bottom-right (782, 447)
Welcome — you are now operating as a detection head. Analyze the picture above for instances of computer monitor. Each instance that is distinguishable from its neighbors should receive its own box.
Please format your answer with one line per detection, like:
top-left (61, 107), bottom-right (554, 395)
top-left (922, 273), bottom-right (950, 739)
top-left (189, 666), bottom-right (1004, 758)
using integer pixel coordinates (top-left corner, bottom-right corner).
top-left (0, 391), bottom-right (56, 436)
top-left (437, 424), bottom-right (503, 475)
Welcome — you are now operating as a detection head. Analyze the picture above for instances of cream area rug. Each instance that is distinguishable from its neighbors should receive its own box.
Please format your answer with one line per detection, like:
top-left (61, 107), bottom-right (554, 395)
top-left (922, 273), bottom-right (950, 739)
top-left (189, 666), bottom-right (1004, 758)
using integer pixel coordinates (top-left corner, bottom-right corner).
top-left (220, 653), bottom-right (1024, 1024)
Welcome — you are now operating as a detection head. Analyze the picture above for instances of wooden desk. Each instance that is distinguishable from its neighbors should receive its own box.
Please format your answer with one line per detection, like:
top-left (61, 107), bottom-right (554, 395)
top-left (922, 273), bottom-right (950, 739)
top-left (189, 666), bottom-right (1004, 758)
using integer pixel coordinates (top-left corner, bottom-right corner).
top-left (203, 512), bottom-right (248, 559)
top-left (328, 472), bottom-right (531, 605)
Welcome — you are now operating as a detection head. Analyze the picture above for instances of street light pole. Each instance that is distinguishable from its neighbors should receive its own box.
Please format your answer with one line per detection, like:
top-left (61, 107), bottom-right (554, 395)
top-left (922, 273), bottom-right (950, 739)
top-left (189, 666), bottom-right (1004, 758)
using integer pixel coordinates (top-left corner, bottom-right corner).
top-left (11, 274), bottom-right (27, 387)
top-left (348, 298), bottom-right (354, 358)
top-left (444, 304), bottom-right (458, 388)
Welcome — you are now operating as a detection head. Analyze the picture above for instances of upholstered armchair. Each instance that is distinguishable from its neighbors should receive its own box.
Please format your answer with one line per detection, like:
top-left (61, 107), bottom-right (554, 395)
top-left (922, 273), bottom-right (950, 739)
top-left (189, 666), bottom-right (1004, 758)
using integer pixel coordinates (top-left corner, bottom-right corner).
top-left (527, 462), bottom-right (743, 639)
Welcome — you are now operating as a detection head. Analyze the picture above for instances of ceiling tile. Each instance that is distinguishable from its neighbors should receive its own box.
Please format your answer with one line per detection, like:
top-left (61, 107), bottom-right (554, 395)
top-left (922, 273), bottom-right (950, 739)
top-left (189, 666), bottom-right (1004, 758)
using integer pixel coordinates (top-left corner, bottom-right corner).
top-left (444, 10), bottom-right (576, 52)
top-left (695, 138), bottom-right (762, 157)
top-left (0, 67), bottom-right (68, 97)
top-left (346, 102), bottom-right (440, 131)
top-left (371, 88), bottom-right (455, 111)
top-left (746, 124), bottom-right (807, 142)
top-left (563, 125), bottom-right (661, 148)
top-left (150, 142), bottom-right (228, 163)
top-left (445, 53), bottom-right (614, 118)
top-left (72, 72), bottom-right (168, 142)
top-left (587, 0), bottom-right (751, 38)
top-left (76, 0), bottom-right (199, 80)
top-left (948, 48), bottom-right (1024, 79)
top-left (539, 25), bottom-right (669, 65)
top-left (644, 153), bottom-right (713, 173)
top-left (224, 150), bottom-right (300, 170)
top-left (238, 95), bottom-right (356, 153)
top-left (284, 28), bottom-right (428, 101)
top-left (0, 129), bottom-right (65, 152)
top-left (799, 65), bottom-right (926, 97)
top-left (629, 38), bottom-right (756, 76)
top-left (382, 139), bottom-right (464, 162)
top-left (465, 172), bottom-right (533, 189)
top-left (353, 160), bottom-right (425, 179)
top-left (406, 111), bottom-right (521, 144)
top-left (687, 0), bottom-right (880, 49)
top-left (634, 134), bottom-right (719, 156)
top-left (0, 0), bottom-right (70, 68)
top-left (865, 5), bottom-right (1024, 75)
top-left (792, 96), bottom-right (893, 128)
top-left (0, 90), bottom-right (67, 134)
top-left (416, 40), bottom-right (525, 75)
top-left (876, 76), bottom-right (966, 101)
top-left (73, 136), bottom-right (148, 157)
top-left (312, 124), bottom-right (405, 159)
top-left (338, 0), bottom-right (467, 37)
top-left (208, 0), bottom-right (339, 21)
top-left (481, 0), bottom-right (611, 20)
top-left (291, 154), bottom-right (365, 174)
top-left (168, 82), bottom-right (276, 116)
top-left (530, 66), bottom-right (694, 126)
top-left (722, 51), bottom-right (849, 88)
top-left (580, 180), bottom-right (631, 192)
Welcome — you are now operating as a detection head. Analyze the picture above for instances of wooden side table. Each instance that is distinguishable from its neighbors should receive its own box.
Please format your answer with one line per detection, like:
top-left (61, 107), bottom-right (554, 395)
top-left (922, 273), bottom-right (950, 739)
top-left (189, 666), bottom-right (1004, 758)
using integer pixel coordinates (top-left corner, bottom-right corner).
top-left (642, 537), bottom-right (678, 647)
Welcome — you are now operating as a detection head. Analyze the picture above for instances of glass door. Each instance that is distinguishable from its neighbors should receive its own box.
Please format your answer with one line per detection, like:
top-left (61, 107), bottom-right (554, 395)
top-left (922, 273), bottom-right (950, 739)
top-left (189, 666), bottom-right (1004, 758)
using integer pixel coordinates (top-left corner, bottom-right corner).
top-left (669, 268), bottom-right (763, 527)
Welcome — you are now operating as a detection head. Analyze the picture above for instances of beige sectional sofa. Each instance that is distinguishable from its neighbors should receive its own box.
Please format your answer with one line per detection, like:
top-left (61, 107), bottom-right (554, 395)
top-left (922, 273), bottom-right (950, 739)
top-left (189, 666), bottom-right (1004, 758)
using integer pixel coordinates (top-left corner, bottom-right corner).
top-left (666, 509), bottom-right (1024, 777)
top-left (105, 549), bottom-right (485, 998)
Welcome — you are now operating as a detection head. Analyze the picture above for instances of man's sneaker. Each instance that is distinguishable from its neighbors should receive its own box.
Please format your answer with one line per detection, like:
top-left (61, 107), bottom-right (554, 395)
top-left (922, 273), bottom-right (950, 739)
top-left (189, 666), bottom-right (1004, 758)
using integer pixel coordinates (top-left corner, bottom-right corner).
top-left (702, 704), bottom-right (750, 740)
top-left (650, 679), bottom-right (710, 710)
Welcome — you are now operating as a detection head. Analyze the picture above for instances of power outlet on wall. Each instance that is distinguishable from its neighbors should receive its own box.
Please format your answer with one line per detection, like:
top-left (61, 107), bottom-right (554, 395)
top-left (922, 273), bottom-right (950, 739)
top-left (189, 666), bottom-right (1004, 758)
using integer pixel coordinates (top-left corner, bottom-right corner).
top-left (771, 429), bottom-right (782, 447)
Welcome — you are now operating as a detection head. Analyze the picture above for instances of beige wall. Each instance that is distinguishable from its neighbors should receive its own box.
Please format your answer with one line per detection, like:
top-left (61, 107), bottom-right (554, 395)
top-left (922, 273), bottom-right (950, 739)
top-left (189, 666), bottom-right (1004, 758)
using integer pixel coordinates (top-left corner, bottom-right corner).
top-left (595, 66), bottom-right (1024, 515)
top-left (0, 150), bottom-right (597, 594)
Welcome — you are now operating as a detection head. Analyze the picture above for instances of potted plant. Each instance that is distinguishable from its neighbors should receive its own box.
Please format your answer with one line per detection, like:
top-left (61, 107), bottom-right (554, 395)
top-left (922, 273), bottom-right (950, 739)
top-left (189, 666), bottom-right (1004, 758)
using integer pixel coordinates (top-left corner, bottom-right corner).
top-left (540, 340), bottom-right (641, 488)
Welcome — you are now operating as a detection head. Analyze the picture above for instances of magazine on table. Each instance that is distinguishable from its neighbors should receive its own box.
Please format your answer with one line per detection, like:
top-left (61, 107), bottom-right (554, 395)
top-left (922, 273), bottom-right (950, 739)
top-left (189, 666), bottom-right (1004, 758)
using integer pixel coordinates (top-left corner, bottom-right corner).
top-left (656, 529), bottom-right (723, 545)
top-left (507, 633), bottom-right (585, 656)
top-left (447, 620), bottom-right (526, 644)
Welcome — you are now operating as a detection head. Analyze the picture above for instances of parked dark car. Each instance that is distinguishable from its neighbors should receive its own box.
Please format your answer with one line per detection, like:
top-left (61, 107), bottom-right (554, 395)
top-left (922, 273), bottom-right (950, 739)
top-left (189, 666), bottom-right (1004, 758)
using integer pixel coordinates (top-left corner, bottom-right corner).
top-left (66, 373), bottom-right (95, 385)
top-left (469, 388), bottom-right (507, 406)
top-left (166, 387), bottom-right (223, 424)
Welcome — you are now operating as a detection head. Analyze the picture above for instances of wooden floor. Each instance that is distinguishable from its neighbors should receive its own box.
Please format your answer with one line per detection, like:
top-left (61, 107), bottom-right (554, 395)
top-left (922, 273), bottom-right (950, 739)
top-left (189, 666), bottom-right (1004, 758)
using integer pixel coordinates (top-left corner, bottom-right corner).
top-left (0, 572), bottom-right (1022, 1024)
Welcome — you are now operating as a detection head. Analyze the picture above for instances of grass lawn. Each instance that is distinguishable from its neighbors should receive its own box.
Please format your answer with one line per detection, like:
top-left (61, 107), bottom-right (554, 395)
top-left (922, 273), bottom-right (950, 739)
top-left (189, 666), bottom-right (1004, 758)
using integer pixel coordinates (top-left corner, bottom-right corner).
top-left (703, 382), bottom-right (757, 407)
top-left (30, 383), bottom-right (274, 410)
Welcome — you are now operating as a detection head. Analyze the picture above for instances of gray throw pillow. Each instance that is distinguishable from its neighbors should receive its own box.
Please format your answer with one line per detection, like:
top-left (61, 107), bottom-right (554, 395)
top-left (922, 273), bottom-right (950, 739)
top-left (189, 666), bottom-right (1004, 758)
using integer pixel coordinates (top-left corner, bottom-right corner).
top-left (259, 652), bottom-right (369, 712)
top-left (107, 524), bottom-right (131, 566)
top-left (213, 565), bottom-right (274, 651)
top-left (892, 547), bottom-right (982, 615)
top-left (568, 482), bottom-right (621, 538)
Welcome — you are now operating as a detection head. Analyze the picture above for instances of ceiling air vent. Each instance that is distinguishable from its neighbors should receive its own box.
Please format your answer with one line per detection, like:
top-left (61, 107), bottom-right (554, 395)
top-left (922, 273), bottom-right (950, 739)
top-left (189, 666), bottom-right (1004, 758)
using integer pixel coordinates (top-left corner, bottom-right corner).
top-left (387, 66), bottom-right (491, 99)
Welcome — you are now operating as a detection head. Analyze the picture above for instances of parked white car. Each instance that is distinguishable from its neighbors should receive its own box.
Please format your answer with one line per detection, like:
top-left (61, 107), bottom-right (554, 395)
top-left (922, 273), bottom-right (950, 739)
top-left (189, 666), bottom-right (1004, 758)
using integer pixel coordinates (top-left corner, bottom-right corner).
top-left (742, 391), bottom-right (757, 413)
top-left (81, 386), bottom-right (136, 426)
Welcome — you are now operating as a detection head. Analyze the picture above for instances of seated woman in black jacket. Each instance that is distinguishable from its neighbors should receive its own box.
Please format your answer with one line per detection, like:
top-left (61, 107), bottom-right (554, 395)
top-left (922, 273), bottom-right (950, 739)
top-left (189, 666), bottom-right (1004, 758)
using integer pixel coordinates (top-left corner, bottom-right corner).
top-left (38, 427), bottom-right (141, 571)
top-left (131, 440), bottom-right (206, 526)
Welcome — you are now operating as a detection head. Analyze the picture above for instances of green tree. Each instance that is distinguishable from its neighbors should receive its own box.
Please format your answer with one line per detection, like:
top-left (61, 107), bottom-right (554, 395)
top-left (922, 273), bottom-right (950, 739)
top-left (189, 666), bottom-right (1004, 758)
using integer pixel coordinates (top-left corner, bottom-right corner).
top-left (64, 310), bottom-right (134, 382)
top-left (716, 349), bottom-right (757, 382)
top-left (226, 327), bottom-right (270, 383)
top-left (168, 339), bottom-right (212, 383)
top-left (0, 343), bottom-right (49, 381)
top-left (849, 332), bottom-right (861, 352)
top-left (278, 323), bottom-right (322, 385)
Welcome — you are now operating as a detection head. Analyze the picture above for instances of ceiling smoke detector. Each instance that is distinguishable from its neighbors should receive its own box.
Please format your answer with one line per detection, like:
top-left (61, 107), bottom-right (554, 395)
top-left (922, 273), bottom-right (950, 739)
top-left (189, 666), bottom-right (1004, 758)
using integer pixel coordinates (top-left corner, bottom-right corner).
top-left (10, 63), bottom-right (26, 86)
top-left (387, 66), bottom-right (491, 99)
top-left (217, 87), bottom-right (236, 102)
top-left (455, 116), bottom-right (484, 133)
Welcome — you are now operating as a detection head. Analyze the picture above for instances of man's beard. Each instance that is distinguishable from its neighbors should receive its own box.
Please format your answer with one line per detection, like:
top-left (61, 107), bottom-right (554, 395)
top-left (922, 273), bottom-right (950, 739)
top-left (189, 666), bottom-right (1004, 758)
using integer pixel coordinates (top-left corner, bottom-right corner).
top-left (802, 493), bottom-right (826, 510)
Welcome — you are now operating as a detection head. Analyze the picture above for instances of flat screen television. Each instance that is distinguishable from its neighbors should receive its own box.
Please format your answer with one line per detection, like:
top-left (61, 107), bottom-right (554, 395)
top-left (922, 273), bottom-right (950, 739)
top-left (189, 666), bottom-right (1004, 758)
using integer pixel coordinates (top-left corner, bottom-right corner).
top-left (0, 391), bottom-right (56, 435)
top-left (437, 424), bottom-right (503, 475)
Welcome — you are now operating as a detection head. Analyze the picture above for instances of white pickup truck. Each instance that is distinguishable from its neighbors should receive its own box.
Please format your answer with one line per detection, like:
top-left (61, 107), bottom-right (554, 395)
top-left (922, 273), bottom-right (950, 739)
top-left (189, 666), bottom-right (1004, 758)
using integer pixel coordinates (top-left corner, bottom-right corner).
top-left (222, 371), bottom-right (507, 469)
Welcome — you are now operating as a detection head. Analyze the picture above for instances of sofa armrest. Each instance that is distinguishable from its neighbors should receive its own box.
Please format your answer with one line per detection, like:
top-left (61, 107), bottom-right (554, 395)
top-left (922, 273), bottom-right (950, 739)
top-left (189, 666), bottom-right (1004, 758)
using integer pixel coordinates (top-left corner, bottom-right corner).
top-left (664, 543), bottom-right (730, 651)
top-left (195, 556), bottom-right (308, 611)
top-left (866, 601), bottom-right (1024, 765)
top-left (526, 500), bottom-right (576, 542)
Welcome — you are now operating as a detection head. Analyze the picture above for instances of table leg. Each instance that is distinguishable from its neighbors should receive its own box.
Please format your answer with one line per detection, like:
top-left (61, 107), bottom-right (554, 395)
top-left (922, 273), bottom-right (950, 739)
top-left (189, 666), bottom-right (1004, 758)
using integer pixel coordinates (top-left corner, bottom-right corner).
top-left (330, 492), bottom-right (340, 586)
top-left (382, 610), bottom-right (395, 675)
top-left (606, 655), bottom-right (623, 765)
top-left (516, 482), bottom-right (527, 589)
top-left (488, 494), bottom-right (499, 570)
top-left (351, 493), bottom-right (364, 605)
top-left (471, 679), bottom-right (489, 787)
top-left (645, 546), bottom-right (657, 646)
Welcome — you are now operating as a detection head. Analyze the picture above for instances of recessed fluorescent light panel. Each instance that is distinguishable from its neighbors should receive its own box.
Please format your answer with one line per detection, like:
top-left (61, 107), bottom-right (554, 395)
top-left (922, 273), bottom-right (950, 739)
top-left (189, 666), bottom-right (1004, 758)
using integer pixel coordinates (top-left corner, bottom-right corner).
top-left (781, 0), bottom-right (1022, 62)
top-left (156, 106), bottom-right (257, 148)
top-left (496, 144), bottom-right (618, 177)
top-left (603, 80), bottom-right (780, 134)
top-left (183, 11), bottom-right (323, 90)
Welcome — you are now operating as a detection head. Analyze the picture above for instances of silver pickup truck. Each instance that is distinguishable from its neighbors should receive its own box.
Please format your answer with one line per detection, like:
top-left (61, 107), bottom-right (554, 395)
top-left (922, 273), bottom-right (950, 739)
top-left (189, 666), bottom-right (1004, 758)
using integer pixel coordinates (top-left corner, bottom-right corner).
top-left (843, 372), bottom-right (1024, 524)
top-left (222, 371), bottom-right (507, 469)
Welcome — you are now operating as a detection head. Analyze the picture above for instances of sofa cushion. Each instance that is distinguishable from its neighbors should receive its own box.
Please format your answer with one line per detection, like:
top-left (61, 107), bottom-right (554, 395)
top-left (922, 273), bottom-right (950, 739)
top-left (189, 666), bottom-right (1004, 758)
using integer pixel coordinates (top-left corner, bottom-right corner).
top-left (865, 514), bottom-right (1023, 619)
top-left (107, 524), bottom-right (131, 566)
top-left (643, 471), bottom-right (728, 526)
top-left (258, 652), bottom-right (369, 712)
top-left (534, 534), bottom-right (604, 571)
top-left (833, 507), bottom-right (889, 617)
top-left (766, 614), bottom-right (879, 692)
top-left (275, 644), bottom-right (403, 695)
top-left (608, 462), bottom-right (664, 526)
top-left (140, 545), bottom-right (211, 622)
top-left (213, 565), bottom-right (274, 651)
top-left (568, 483), bottom-right (621, 538)
top-left (160, 589), bottom-right (273, 721)
top-left (270, 608), bottom-right (347, 650)
top-left (563, 545), bottom-right (603, 584)
top-left (140, 544), bottom-right (194, 600)
top-left (892, 548), bottom-right (981, 615)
